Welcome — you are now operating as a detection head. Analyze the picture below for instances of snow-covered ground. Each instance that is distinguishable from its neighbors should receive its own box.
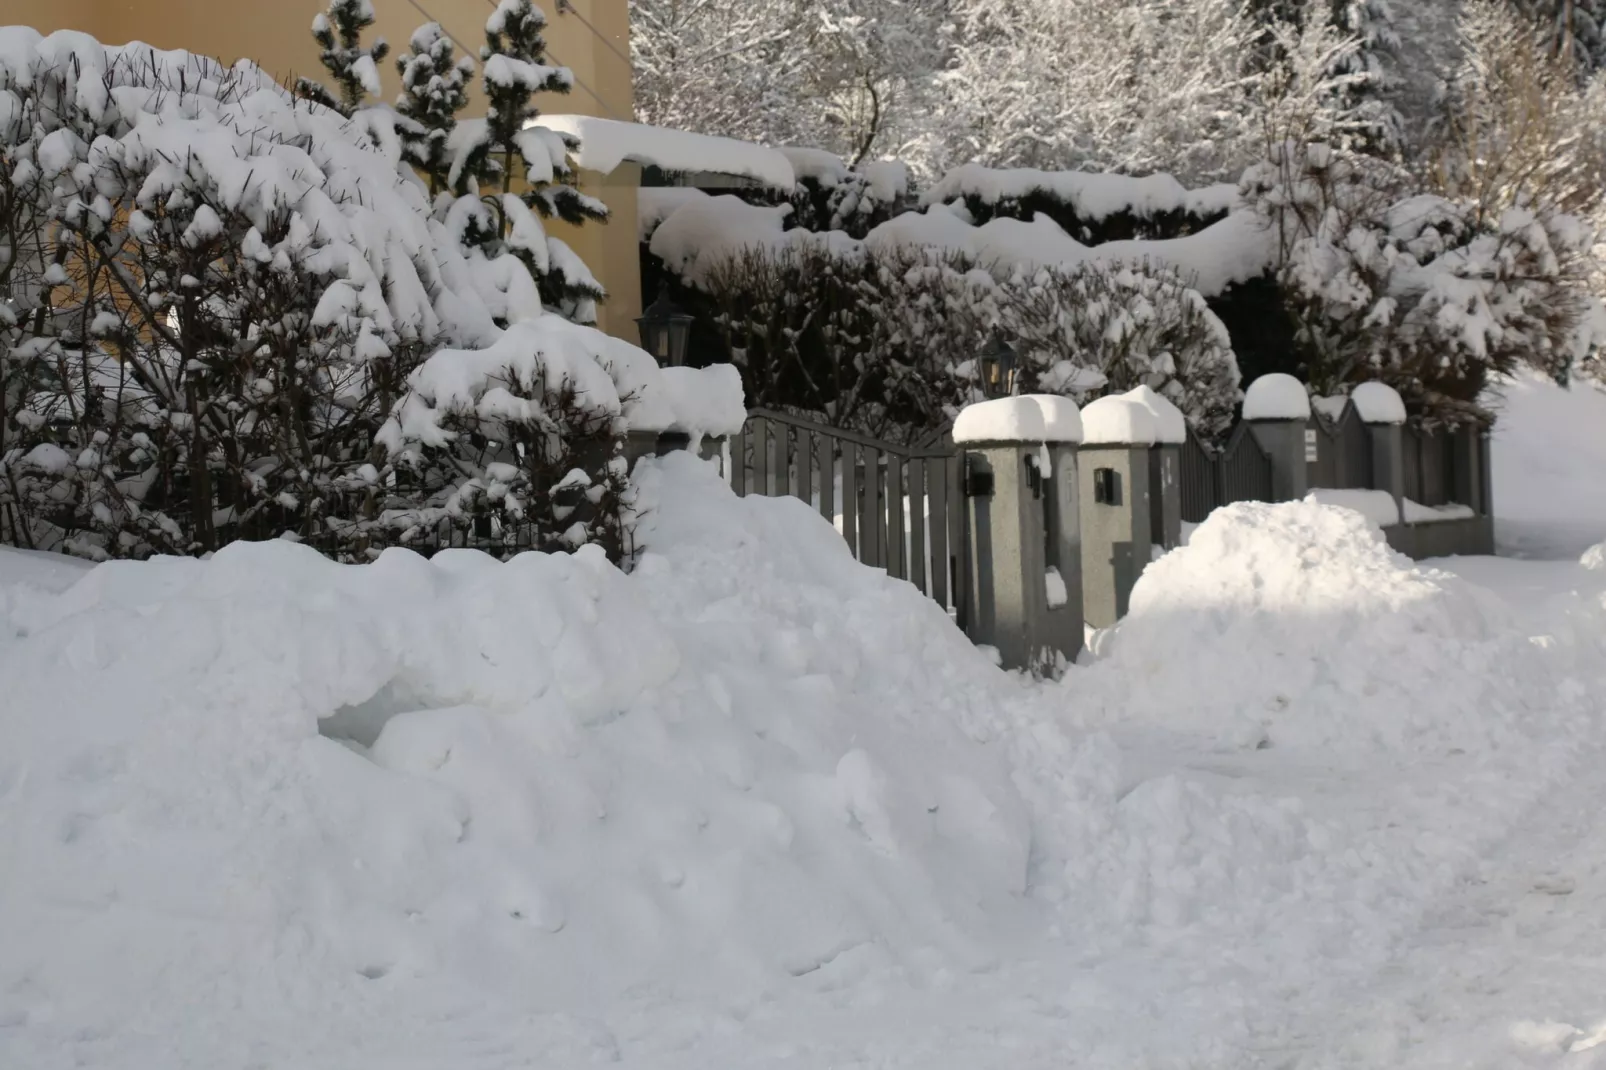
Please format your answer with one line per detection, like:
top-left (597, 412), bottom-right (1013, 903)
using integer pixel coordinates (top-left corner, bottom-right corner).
top-left (2, 378), bottom-right (1606, 1070)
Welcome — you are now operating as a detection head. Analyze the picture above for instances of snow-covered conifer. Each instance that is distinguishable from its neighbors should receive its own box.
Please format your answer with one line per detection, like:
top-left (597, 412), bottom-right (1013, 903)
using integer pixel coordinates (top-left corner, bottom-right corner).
top-left (395, 22), bottom-right (475, 197)
top-left (296, 0), bottom-right (390, 117)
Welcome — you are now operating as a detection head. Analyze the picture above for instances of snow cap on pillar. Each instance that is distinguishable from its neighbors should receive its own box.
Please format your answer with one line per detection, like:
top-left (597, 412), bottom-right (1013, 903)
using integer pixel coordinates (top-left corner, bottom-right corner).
top-left (1242, 373), bottom-right (1312, 421)
top-left (953, 396), bottom-right (1047, 444)
top-left (1120, 385), bottom-right (1187, 444)
top-left (1349, 381), bottom-right (1407, 425)
top-left (1080, 395), bottom-right (1158, 446)
top-left (1026, 394), bottom-right (1083, 444)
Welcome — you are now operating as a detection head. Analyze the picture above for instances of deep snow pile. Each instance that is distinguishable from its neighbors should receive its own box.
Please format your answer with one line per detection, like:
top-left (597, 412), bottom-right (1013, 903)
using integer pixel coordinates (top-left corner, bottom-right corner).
top-left (1488, 370), bottom-right (1606, 559)
top-left (1089, 501), bottom-right (1575, 755)
top-left (2, 459), bottom-right (1603, 1069)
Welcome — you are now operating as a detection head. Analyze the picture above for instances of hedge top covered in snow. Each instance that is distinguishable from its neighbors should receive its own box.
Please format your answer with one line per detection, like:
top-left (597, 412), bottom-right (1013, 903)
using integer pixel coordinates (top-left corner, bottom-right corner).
top-left (1080, 395), bottom-right (1159, 446)
top-left (1029, 395), bottom-right (1084, 444)
top-left (649, 189), bottom-right (1276, 297)
top-left (1121, 385), bottom-right (1187, 444)
top-left (1242, 373), bottom-right (1312, 421)
top-left (533, 115), bottom-right (795, 190)
top-left (922, 163), bottom-right (1239, 222)
top-left (1350, 381), bottom-right (1408, 425)
top-left (953, 397), bottom-right (1047, 445)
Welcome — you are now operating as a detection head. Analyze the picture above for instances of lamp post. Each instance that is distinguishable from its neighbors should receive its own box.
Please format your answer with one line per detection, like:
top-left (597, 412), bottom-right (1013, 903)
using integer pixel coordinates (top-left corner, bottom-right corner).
top-left (636, 292), bottom-right (694, 367)
top-left (979, 333), bottom-right (1019, 399)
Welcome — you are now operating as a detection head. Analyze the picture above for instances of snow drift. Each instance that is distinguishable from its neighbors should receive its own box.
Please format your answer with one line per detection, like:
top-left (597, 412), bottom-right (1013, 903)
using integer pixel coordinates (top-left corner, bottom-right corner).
top-left (2, 459), bottom-right (1603, 1069)
top-left (1091, 501), bottom-right (1575, 754)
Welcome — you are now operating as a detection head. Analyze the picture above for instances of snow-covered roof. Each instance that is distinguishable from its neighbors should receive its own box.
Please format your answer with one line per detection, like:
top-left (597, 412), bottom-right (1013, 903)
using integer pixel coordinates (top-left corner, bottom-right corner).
top-left (1350, 381), bottom-right (1407, 425)
top-left (953, 396), bottom-right (1047, 445)
top-left (1242, 374), bottom-right (1311, 421)
top-left (922, 163), bottom-right (1239, 221)
top-left (1081, 396), bottom-right (1158, 446)
top-left (638, 187), bottom-right (712, 241)
top-left (532, 116), bottom-right (795, 191)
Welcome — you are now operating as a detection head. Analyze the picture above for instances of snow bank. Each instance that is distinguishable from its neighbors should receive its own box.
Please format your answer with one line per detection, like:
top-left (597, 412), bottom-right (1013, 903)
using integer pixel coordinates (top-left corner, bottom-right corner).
top-left (922, 164), bottom-right (1239, 222)
top-left (533, 116), bottom-right (795, 190)
top-left (1350, 381), bottom-right (1407, 425)
top-left (0, 455), bottom-right (1039, 1067)
top-left (1242, 373), bottom-right (1312, 420)
top-left (953, 396), bottom-right (1046, 444)
top-left (4, 457), bottom-right (1603, 1067)
top-left (1093, 500), bottom-right (1552, 754)
top-left (1081, 396), bottom-right (1158, 446)
top-left (1487, 370), bottom-right (1606, 558)
top-left (1121, 385), bottom-right (1187, 444)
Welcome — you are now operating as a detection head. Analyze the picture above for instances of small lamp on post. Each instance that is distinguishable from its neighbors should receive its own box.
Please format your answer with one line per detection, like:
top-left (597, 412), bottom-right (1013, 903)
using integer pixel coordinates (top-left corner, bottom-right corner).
top-left (636, 292), bottom-right (694, 368)
top-left (979, 333), bottom-right (1019, 399)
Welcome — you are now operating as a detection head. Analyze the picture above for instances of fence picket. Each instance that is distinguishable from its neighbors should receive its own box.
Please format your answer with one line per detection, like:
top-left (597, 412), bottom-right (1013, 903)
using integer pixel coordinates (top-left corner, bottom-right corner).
top-left (841, 440), bottom-right (859, 557)
top-left (886, 454), bottom-right (906, 581)
top-left (861, 447), bottom-right (882, 568)
top-left (928, 456), bottom-right (950, 608)
top-left (909, 459), bottom-right (928, 594)
top-left (815, 431), bottom-right (833, 521)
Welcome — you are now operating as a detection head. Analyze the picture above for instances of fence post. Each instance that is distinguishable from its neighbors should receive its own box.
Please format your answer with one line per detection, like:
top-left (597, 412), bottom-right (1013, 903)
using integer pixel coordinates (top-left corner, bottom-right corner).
top-left (1350, 381), bottom-right (1408, 517)
top-left (1032, 395), bottom-right (1085, 666)
top-left (1078, 396), bottom-right (1156, 629)
top-left (953, 397), bottom-right (1069, 674)
top-left (1242, 373), bottom-right (1312, 502)
top-left (1123, 386), bottom-right (1186, 551)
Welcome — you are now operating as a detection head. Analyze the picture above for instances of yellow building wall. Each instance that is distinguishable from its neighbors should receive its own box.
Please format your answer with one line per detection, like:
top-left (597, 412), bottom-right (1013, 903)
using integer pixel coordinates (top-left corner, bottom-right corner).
top-left (7, 0), bottom-right (642, 343)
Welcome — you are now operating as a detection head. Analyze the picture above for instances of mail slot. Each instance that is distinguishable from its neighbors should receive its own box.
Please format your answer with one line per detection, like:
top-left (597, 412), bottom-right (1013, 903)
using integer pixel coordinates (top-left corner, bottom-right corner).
top-left (1093, 467), bottom-right (1121, 505)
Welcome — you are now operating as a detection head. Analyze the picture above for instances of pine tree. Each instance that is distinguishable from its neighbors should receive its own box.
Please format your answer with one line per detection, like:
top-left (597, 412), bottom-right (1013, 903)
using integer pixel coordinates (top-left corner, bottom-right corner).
top-left (471, 0), bottom-right (608, 318)
top-left (395, 22), bottom-right (475, 197)
top-left (297, 0), bottom-right (390, 117)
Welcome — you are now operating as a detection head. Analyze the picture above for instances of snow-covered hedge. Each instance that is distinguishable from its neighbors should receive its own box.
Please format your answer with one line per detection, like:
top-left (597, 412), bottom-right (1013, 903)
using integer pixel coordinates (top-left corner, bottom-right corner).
top-left (646, 183), bottom-right (1248, 439)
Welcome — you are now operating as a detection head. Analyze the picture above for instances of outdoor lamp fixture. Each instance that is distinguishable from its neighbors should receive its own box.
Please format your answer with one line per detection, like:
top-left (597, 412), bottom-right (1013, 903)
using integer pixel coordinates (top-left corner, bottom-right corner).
top-left (979, 333), bottom-right (1019, 399)
top-left (636, 292), bottom-right (694, 368)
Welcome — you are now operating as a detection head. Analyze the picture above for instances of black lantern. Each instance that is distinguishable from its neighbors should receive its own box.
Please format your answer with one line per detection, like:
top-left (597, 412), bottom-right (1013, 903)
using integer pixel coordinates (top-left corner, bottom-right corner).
top-left (979, 333), bottom-right (1019, 399)
top-left (636, 292), bottom-right (694, 367)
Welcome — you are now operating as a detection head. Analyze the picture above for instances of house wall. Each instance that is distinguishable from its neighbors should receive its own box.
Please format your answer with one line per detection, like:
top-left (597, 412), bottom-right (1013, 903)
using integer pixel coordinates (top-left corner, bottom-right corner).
top-left (8, 0), bottom-right (643, 343)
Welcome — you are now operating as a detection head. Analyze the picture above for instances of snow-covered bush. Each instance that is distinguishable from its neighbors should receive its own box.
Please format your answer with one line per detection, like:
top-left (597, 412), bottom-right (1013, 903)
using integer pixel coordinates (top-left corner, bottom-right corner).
top-left (0, 27), bottom-right (683, 564)
top-left (686, 240), bottom-right (1241, 440)
top-left (1243, 138), bottom-right (1598, 425)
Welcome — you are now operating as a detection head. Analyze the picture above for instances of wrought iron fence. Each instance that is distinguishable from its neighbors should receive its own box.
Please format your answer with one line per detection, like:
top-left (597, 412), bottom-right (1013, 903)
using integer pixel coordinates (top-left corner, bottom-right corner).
top-left (1178, 423), bottom-right (1274, 524)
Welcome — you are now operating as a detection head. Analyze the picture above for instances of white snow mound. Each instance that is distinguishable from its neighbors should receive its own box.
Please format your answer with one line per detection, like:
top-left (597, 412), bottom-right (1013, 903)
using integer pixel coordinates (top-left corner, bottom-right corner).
top-left (1094, 500), bottom-right (1545, 752)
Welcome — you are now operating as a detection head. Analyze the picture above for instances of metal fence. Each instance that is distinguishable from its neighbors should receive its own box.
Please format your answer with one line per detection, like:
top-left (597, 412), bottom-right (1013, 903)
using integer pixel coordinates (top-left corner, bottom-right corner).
top-left (1307, 402), bottom-right (1373, 490)
top-left (729, 409), bottom-right (968, 620)
top-left (1179, 422), bottom-right (1275, 524)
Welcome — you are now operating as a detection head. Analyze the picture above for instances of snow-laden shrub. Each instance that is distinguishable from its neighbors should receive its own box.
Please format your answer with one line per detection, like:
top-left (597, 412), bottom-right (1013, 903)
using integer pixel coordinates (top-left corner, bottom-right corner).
top-left (1243, 138), bottom-right (1599, 426)
top-left (0, 27), bottom-right (681, 564)
top-left (687, 240), bottom-right (1241, 441)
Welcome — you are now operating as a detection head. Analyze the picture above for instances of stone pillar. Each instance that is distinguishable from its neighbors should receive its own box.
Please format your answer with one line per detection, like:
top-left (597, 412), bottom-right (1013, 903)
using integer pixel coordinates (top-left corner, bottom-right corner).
top-left (1078, 396), bottom-right (1157, 629)
top-left (1120, 385), bottom-right (1186, 551)
top-left (1351, 381), bottom-right (1408, 520)
top-left (1242, 374), bottom-right (1313, 503)
top-left (953, 396), bottom-right (1084, 675)
top-left (1032, 395), bottom-right (1085, 666)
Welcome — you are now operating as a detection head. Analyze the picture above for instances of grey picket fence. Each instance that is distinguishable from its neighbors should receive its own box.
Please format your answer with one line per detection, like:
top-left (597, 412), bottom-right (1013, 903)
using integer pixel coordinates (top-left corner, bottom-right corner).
top-left (728, 409), bottom-right (968, 622)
